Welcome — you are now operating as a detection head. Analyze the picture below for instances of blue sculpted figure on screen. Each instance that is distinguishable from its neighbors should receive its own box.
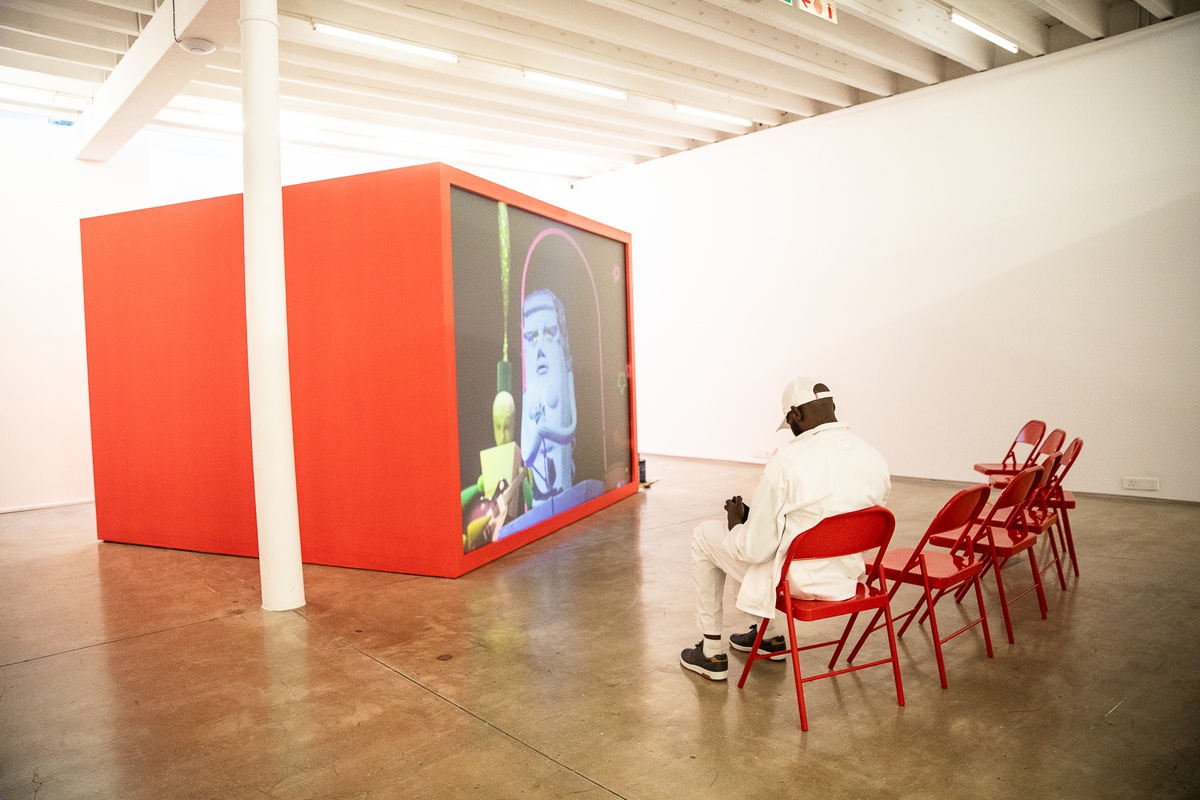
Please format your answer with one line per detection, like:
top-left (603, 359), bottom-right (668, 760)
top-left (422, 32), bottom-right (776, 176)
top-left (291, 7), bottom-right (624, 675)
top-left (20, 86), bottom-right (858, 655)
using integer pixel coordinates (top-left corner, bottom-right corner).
top-left (521, 289), bottom-right (577, 507)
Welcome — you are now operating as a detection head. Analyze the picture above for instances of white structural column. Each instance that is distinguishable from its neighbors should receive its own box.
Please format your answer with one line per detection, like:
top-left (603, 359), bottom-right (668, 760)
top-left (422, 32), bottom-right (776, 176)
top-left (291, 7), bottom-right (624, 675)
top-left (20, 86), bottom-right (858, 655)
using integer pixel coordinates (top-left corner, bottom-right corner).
top-left (240, 0), bottom-right (305, 611)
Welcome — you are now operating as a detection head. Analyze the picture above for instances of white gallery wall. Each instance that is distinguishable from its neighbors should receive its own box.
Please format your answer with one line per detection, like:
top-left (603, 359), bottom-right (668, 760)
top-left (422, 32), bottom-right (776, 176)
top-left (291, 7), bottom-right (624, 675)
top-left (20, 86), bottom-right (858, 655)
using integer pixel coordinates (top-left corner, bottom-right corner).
top-left (1, 15), bottom-right (1197, 511)
top-left (565, 16), bottom-right (1200, 502)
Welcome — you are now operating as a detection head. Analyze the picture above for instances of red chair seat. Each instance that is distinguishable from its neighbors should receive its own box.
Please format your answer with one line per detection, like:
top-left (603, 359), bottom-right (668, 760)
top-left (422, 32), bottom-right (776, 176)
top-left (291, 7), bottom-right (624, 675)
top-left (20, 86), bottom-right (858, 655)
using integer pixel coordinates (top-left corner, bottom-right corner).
top-left (788, 582), bottom-right (890, 622)
top-left (974, 461), bottom-right (1018, 476)
top-left (880, 547), bottom-right (984, 590)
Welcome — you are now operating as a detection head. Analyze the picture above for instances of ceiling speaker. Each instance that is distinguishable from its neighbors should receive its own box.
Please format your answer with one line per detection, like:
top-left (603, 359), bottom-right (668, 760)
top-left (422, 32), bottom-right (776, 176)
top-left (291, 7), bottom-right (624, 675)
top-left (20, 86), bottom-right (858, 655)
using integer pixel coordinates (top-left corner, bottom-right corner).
top-left (178, 37), bottom-right (216, 56)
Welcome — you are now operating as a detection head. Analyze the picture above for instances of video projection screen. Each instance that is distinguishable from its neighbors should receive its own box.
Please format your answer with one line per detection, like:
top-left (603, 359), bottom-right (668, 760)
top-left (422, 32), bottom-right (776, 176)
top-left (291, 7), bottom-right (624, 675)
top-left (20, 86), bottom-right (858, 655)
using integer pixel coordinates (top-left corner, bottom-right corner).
top-left (451, 187), bottom-right (633, 553)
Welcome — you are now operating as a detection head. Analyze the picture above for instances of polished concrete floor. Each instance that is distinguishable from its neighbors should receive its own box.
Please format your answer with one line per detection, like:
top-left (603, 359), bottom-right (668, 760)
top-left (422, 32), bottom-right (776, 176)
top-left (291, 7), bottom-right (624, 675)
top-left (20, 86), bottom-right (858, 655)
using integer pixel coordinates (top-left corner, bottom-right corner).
top-left (2, 455), bottom-right (1198, 800)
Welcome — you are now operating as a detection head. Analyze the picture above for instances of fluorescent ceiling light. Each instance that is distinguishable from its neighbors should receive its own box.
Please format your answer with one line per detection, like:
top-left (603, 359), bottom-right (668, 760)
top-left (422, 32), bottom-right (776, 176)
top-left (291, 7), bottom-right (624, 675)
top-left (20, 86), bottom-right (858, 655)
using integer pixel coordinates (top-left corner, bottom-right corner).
top-left (950, 11), bottom-right (1019, 53)
top-left (675, 104), bottom-right (753, 128)
top-left (522, 71), bottom-right (627, 100)
top-left (313, 23), bottom-right (459, 63)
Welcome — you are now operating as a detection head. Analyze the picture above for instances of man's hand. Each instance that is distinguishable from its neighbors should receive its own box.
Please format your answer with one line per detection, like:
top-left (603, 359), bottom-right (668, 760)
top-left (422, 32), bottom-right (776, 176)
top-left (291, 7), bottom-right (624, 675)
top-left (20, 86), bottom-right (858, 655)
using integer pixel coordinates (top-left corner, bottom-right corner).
top-left (725, 495), bottom-right (748, 530)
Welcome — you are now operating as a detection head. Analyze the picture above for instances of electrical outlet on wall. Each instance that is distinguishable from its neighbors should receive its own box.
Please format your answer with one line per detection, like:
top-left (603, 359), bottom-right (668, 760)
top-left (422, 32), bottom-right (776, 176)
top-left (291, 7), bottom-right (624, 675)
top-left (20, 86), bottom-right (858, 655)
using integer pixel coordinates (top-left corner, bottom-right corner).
top-left (753, 448), bottom-right (775, 460)
top-left (1122, 477), bottom-right (1160, 491)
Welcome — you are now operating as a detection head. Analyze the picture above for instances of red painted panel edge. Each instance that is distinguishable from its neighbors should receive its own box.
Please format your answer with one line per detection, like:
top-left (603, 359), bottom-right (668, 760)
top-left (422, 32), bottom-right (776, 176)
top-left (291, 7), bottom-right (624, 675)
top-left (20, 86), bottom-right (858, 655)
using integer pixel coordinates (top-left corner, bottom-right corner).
top-left (80, 195), bottom-right (258, 557)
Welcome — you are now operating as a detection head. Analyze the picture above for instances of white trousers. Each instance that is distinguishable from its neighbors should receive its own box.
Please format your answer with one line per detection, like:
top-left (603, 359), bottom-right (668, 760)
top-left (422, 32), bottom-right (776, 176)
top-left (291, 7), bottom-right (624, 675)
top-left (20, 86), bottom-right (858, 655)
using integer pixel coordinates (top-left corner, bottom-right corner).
top-left (691, 519), bottom-right (778, 638)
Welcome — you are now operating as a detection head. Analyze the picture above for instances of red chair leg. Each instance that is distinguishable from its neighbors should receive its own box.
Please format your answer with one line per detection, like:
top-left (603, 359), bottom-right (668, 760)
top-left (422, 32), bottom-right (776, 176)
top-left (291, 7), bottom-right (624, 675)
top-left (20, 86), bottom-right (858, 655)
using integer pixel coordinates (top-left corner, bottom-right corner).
top-left (921, 582), bottom-right (948, 689)
top-left (916, 585), bottom-right (964, 632)
top-left (1060, 504), bottom-right (1079, 577)
top-left (1044, 524), bottom-right (1067, 591)
top-left (992, 560), bottom-right (1016, 644)
top-left (784, 613), bottom-right (809, 731)
top-left (827, 612), bottom-right (860, 669)
top-left (736, 617), bottom-right (772, 689)
top-left (1027, 549), bottom-right (1048, 619)
top-left (881, 600), bottom-right (906, 707)
top-left (972, 576), bottom-right (994, 659)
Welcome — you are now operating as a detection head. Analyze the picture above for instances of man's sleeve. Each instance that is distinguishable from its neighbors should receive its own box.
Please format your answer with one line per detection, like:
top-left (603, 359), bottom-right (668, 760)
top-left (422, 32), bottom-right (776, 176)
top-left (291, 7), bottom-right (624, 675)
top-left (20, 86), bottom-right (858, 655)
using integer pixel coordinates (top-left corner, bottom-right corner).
top-left (730, 467), bottom-right (787, 564)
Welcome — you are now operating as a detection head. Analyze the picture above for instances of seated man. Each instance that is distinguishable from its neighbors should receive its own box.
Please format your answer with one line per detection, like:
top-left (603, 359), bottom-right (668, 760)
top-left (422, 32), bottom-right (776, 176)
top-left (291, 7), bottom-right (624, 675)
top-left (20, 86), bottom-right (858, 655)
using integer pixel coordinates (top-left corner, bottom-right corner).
top-left (680, 376), bottom-right (891, 680)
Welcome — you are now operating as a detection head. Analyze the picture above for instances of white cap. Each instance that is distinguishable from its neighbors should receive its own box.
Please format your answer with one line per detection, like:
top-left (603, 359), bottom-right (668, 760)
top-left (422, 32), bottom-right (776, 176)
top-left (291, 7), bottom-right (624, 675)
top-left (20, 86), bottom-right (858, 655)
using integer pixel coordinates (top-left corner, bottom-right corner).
top-left (777, 376), bottom-right (832, 430)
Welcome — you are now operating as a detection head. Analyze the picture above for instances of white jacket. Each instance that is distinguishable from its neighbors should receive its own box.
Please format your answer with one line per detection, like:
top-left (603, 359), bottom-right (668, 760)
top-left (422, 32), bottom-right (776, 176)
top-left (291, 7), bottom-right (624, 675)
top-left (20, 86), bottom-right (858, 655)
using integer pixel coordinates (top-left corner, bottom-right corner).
top-left (730, 422), bottom-right (891, 619)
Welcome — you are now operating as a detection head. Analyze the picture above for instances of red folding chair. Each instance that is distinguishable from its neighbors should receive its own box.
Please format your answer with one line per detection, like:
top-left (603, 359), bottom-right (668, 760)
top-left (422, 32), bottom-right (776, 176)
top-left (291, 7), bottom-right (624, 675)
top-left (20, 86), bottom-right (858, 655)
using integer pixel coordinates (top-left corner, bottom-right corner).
top-left (736, 506), bottom-right (904, 731)
top-left (844, 484), bottom-right (992, 689)
top-left (973, 419), bottom-right (1046, 477)
top-left (932, 466), bottom-right (1046, 644)
top-left (989, 428), bottom-right (1066, 488)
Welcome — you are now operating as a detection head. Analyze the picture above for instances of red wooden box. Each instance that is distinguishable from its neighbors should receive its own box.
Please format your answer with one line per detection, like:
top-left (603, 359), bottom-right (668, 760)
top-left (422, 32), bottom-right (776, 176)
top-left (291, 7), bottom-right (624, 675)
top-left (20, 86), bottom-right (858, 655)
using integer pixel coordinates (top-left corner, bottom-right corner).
top-left (81, 163), bottom-right (638, 577)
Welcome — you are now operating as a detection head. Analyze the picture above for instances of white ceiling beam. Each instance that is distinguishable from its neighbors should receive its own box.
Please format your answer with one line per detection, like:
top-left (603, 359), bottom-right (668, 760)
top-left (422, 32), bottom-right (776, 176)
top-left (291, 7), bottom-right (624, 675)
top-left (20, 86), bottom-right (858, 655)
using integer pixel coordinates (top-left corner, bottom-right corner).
top-left (159, 83), bottom-right (654, 174)
top-left (191, 51), bottom-right (686, 158)
top-left (400, 0), bottom-right (810, 119)
top-left (1, 0), bottom-right (143, 36)
top-left (370, 0), bottom-right (830, 111)
top-left (950, 1), bottom-right (1050, 56)
top-left (174, 81), bottom-right (653, 169)
top-left (276, 19), bottom-right (753, 142)
top-left (0, 62), bottom-right (97, 94)
top-left (478, 0), bottom-right (856, 106)
top-left (0, 50), bottom-right (108, 83)
top-left (0, 27), bottom-right (118, 69)
top-left (298, 0), bottom-right (821, 117)
top-left (183, 75), bottom-right (673, 164)
top-left (837, 0), bottom-right (994, 71)
top-left (701, 0), bottom-right (945, 85)
top-left (272, 61), bottom-right (703, 153)
top-left (102, 0), bottom-right (157, 13)
top-left (271, 78), bottom-right (680, 160)
top-left (74, 0), bottom-right (239, 161)
top-left (1132, 0), bottom-right (1177, 18)
top-left (147, 108), bottom-right (637, 180)
top-left (0, 6), bottom-right (131, 54)
top-left (571, 0), bottom-right (899, 97)
top-left (1029, 0), bottom-right (1109, 39)
top-left (170, 84), bottom-right (647, 162)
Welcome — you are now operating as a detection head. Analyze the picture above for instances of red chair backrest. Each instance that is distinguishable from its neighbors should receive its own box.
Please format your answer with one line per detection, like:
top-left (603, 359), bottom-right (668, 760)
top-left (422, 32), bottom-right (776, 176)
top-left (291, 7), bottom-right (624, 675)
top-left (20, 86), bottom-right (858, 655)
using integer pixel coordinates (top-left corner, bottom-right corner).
top-left (1002, 420), bottom-right (1046, 469)
top-left (981, 465), bottom-right (1043, 532)
top-left (780, 506), bottom-right (896, 586)
top-left (1027, 452), bottom-right (1063, 515)
top-left (1037, 428), bottom-right (1067, 460)
top-left (1048, 437), bottom-right (1083, 501)
top-left (927, 484), bottom-right (992, 537)
top-left (1056, 438), bottom-right (1083, 483)
top-left (1015, 420), bottom-right (1046, 447)
top-left (910, 484), bottom-right (992, 560)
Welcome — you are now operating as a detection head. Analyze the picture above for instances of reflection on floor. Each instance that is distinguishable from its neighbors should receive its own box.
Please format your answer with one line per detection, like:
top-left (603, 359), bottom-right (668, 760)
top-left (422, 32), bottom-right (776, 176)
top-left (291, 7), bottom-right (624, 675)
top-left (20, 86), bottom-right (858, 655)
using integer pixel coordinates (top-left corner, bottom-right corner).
top-left (2, 455), bottom-right (1198, 799)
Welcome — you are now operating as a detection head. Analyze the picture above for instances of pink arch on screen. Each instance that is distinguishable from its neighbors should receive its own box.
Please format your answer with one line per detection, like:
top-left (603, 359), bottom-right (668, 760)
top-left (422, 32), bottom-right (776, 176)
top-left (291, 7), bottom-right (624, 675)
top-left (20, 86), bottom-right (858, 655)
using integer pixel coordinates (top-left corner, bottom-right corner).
top-left (520, 227), bottom-right (607, 467)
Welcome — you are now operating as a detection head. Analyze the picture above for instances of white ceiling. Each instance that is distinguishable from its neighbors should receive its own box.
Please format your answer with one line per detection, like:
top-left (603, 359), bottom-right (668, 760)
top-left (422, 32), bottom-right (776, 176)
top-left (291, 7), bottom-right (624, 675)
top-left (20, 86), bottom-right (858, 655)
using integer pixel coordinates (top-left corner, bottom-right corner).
top-left (1, 0), bottom-right (1196, 182)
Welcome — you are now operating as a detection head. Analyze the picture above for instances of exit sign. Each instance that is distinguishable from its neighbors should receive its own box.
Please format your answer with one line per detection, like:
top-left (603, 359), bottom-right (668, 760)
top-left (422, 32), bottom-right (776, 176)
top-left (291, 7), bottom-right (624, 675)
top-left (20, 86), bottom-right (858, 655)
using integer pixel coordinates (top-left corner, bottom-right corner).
top-left (782, 0), bottom-right (838, 23)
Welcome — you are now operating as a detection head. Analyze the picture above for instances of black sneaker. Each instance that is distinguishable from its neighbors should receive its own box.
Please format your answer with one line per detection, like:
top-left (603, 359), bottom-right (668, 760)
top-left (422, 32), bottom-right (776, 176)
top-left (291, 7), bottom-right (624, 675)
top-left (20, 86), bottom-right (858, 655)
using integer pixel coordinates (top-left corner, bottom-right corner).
top-left (729, 625), bottom-right (788, 661)
top-left (679, 641), bottom-right (729, 680)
